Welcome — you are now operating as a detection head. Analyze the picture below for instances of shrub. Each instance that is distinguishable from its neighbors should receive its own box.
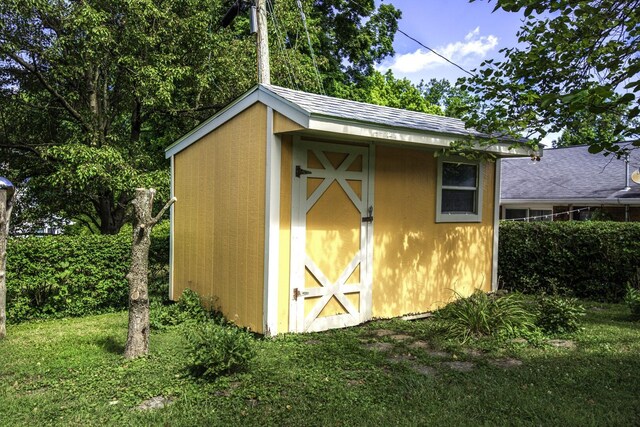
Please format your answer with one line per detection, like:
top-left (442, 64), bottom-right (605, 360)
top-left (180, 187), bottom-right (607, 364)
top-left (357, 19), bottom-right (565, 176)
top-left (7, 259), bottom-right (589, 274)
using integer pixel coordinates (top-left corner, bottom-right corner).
top-left (499, 221), bottom-right (640, 301)
top-left (150, 288), bottom-right (210, 330)
top-left (434, 290), bottom-right (536, 342)
top-left (6, 222), bottom-right (170, 322)
top-left (624, 286), bottom-right (640, 319)
top-left (535, 295), bottom-right (585, 334)
top-left (185, 321), bottom-right (256, 378)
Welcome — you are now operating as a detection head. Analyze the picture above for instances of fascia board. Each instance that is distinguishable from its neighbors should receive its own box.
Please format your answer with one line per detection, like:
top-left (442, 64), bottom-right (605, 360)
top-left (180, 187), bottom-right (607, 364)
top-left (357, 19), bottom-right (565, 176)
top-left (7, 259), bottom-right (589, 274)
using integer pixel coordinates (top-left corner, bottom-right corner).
top-left (257, 88), bottom-right (310, 129)
top-left (307, 116), bottom-right (532, 157)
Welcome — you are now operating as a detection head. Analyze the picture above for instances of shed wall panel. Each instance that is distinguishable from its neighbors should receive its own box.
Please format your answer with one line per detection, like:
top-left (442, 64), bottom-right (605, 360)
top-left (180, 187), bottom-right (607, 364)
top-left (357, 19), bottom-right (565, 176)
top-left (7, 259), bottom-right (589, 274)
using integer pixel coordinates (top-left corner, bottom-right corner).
top-left (372, 145), bottom-right (495, 318)
top-left (173, 103), bottom-right (267, 332)
top-left (274, 112), bottom-right (304, 133)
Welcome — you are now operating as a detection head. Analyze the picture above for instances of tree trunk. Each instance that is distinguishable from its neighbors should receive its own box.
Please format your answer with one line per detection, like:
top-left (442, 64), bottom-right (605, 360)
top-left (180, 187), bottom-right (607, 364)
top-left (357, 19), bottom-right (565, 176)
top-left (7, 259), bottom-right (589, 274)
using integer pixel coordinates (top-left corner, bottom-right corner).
top-left (123, 188), bottom-right (175, 359)
top-left (95, 190), bottom-right (128, 235)
top-left (0, 190), bottom-right (13, 339)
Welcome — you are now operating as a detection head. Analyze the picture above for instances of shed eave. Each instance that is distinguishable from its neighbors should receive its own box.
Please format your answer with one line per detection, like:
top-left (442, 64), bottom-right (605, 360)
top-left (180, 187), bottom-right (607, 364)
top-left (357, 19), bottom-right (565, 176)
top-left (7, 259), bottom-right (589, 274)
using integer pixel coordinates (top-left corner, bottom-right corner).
top-left (306, 115), bottom-right (531, 157)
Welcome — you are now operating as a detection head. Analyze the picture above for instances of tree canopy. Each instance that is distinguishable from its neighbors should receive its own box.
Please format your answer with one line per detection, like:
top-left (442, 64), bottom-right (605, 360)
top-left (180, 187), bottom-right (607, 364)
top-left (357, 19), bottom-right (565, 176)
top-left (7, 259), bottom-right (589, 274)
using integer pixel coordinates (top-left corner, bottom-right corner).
top-left (459, 0), bottom-right (639, 155)
top-left (0, 0), bottom-right (400, 234)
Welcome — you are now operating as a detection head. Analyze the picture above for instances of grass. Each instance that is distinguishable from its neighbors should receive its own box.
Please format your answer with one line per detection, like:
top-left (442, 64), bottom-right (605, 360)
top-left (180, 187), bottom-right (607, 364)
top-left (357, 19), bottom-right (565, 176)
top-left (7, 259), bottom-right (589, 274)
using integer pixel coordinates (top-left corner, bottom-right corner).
top-left (1, 302), bottom-right (639, 426)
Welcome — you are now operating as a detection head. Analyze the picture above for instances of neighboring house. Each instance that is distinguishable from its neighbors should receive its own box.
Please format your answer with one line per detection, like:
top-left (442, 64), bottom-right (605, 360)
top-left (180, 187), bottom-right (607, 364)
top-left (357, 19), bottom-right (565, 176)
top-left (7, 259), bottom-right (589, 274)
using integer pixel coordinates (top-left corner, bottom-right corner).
top-left (165, 84), bottom-right (529, 334)
top-left (500, 143), bottom-right (640, 222)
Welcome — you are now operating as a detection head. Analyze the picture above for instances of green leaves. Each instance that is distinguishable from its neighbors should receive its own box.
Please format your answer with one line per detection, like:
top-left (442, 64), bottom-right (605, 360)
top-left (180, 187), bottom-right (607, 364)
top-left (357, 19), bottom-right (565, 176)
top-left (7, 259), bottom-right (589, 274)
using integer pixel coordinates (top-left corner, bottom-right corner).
top-left (460, 0), bottom-right (640, 156)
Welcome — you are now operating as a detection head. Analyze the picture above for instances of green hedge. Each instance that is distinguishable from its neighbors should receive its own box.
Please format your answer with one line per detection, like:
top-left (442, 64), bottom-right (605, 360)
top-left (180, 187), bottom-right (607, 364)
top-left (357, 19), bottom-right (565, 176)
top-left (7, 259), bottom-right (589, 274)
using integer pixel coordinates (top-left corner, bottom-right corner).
top-left (5, 222), bottom-right (170, 322)
top-left (498, 221), bottom-right (640, 301)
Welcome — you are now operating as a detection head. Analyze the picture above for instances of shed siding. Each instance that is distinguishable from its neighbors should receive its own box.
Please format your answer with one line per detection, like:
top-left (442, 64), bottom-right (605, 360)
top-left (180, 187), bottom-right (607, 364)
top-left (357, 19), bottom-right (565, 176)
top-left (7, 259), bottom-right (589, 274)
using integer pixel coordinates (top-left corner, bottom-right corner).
top-left (372, 145), bottom-right (495, 318)
top-left (173, 103), bottom-right (267, 332)
top-left (274, 112), bottom-right (304, 133)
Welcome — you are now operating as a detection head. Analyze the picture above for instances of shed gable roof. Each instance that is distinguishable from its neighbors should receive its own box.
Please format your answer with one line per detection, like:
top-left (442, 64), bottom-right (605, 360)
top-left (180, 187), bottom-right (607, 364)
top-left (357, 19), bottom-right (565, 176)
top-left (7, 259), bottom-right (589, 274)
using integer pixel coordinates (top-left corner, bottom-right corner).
top-left (166, 84), bottom-right (527, 158)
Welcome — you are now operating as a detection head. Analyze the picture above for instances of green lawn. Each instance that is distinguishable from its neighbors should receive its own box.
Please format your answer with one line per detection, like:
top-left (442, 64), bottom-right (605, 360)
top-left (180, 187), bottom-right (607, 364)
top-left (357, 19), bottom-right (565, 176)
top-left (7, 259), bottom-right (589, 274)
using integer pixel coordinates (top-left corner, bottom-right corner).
top-left (1, 303), bottom-right (639, 426)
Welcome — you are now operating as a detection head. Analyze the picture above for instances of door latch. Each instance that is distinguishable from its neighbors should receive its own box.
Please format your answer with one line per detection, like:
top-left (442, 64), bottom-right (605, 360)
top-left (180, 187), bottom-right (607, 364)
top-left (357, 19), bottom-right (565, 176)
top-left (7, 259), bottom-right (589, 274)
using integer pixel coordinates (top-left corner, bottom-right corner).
top-left (293, 287), bottom-right (309, 301)
top-left (295, 165), bottom-right (312, 178)
top-left (362, 205), bottom-right (374, 223)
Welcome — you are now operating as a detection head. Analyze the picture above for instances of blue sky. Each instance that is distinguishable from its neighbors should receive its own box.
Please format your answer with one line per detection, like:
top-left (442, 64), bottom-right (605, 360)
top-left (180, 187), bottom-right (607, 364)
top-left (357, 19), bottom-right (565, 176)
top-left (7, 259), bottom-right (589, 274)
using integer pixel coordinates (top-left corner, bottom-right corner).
top-left (377, 0), bottom-right (559, 145)
top-left (377, 0), bottom-right (526, 83)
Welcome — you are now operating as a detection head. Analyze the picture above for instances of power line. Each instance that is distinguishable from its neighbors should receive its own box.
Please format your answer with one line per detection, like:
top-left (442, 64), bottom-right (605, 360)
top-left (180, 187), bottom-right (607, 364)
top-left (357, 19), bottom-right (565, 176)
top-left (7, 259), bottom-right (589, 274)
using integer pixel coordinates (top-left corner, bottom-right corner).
top-left (266, 0), bottom-right (300, 90)
top-left (295, 0), bottom-right (325, 95)
top-left (347, 0), bottom-right (475, 77)
top-left (396, 29), bottom-right (474, 77)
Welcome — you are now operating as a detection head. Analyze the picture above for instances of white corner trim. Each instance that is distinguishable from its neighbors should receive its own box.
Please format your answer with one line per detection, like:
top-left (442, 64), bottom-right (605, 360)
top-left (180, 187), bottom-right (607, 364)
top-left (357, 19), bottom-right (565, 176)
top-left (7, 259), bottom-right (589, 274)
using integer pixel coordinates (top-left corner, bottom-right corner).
top-left (263, 107), bottom-right (281, 336)
top-left (169, 155), bottom-right (175, 300)
top-left (492, 159), bottom-right (501, 292)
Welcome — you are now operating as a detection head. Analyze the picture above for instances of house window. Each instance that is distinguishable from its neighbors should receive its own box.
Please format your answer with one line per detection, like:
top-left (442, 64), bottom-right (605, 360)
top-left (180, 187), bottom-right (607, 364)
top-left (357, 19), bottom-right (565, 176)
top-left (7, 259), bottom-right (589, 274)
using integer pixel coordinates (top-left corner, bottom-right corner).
top-left (504, 208), bottom-right (552, 221)
top-left (436, 157), bottom-right (484, 223)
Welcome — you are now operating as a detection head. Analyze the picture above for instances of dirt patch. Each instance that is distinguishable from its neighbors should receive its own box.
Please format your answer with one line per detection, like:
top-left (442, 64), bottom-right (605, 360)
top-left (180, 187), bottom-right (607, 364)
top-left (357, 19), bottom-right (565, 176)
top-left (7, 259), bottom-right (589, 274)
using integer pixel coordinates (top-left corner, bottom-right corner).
top-left (346, 379), bottom-right (365, 387)
top-left (424, 349), bottom-right (451, 358)
top-left (489, 358), bottom-right (523, 368)
top-left (362, 342), bottom-right (394, 352)
top-left (548, 339), bottom-right (576, 349)
top-left (135, 396), bottom-right (174, 411)
top-left (371, 329), bottom-right (396, 337)
top-left (409, 340), bottom-right (430, 349)
top-left (388, 334), bottom-right (412, 341)
top-left (410, 364), bottom-right (438, 377)
top-left (387, 353), bottom-right (417, 363)
top-left (305, 339), bottom-right (321, 345)
top-left (442, 361), bottom-right (475, 372)
top-left (461, 348), bottom-right (484, 357)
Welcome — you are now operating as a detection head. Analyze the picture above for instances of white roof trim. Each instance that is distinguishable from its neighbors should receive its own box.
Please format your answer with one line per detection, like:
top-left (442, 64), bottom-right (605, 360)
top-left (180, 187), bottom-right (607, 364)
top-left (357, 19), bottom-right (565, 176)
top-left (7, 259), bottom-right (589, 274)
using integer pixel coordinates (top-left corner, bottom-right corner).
top-left (165, 86), bottom-right (311, 158)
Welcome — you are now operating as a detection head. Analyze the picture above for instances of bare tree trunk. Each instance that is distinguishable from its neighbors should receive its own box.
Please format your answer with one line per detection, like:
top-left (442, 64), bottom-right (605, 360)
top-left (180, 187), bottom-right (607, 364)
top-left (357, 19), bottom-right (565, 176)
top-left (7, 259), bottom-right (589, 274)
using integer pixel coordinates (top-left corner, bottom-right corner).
top-left (124, 188), bottom-right (175, 359)
top-left (0, 190), bottom-right (14, 339)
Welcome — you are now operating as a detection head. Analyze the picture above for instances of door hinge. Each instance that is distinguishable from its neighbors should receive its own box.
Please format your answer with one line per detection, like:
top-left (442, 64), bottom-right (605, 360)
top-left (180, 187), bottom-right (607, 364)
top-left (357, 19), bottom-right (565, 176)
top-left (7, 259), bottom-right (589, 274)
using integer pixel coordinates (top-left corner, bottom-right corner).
top-left (295, 165), bottom-right (312, 178)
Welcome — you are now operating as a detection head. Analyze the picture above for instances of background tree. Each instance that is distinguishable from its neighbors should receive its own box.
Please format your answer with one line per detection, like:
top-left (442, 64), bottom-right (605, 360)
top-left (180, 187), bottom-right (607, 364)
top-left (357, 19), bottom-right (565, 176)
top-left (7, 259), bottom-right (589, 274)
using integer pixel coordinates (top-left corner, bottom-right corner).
top-left (459, 0), bottom-right (639, 155)
top-left (333, 70), bottom-right (443, 114)
top-left (418, 78), bottom-right (479, 119)
top-left (0, 0), bottom-right (401, 234)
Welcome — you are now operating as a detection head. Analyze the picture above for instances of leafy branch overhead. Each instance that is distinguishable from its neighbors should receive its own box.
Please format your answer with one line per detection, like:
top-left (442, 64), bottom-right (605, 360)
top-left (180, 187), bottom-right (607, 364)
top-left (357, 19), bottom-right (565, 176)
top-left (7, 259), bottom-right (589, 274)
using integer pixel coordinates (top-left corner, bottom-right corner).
top-left (0, 0), bottom-right (401, 234)
top-left (460, 0), bottom-right (639, 155)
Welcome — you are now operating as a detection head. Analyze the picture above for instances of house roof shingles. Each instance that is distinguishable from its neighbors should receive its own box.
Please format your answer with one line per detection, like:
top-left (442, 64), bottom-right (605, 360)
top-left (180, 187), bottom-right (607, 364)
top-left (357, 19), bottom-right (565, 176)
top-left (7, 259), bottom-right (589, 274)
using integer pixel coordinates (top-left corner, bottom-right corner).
top-left (501, 143), bottom-right (640, 202)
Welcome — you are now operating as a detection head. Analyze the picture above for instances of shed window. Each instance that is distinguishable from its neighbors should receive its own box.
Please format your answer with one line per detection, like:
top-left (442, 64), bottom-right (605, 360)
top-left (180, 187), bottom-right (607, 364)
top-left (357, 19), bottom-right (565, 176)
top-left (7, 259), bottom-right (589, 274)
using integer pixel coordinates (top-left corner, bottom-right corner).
top-left (436, 158), bottom-right (484, 223)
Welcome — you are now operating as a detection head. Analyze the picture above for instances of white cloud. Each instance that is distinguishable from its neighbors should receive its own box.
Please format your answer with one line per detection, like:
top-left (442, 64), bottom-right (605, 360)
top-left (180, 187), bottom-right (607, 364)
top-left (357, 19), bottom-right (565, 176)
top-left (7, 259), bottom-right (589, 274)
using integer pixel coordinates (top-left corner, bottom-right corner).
top-left (381, 28), bottom-right (499, 75)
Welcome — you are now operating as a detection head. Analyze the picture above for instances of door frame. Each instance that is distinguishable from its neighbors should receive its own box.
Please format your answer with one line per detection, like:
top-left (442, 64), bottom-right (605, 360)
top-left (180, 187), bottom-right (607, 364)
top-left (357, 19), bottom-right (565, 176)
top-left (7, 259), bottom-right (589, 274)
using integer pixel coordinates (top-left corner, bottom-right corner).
top-left (289, 137), bottom-right (375, 332)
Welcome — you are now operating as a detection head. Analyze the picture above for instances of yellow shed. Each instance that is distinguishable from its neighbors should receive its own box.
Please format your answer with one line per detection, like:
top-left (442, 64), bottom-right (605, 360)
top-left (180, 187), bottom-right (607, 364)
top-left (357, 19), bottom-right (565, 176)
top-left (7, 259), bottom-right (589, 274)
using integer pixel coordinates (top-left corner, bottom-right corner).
top-left (165, 84), bottom-right (530, 335)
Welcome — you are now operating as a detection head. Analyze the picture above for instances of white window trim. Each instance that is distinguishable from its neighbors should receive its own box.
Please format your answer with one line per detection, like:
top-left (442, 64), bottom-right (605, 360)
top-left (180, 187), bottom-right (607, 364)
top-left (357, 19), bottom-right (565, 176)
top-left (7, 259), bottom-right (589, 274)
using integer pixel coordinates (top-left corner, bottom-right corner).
top-left (436, 156), bottom-right (484, 223)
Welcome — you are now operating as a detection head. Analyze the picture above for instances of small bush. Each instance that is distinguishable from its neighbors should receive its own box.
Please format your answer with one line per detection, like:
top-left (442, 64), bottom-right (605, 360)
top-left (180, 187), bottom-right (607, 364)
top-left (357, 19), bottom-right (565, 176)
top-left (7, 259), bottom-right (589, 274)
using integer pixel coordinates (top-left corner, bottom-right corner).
top-left (434, 290), bottom-right (536, 342)
top-left (624, 286), bottom-right (640, 319)
top-left (535, 295), bottom-right (585, 334)
top-left (185, 321), bottom-right (256, 379)
top-left (150, 289), bottom-right (210, 330)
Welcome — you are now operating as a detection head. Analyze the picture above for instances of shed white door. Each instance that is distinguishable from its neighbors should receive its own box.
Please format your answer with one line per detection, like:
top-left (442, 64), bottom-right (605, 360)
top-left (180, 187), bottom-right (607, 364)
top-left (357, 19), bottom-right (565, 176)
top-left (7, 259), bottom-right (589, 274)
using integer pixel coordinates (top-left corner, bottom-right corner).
top-left (290, 141), bottom-right (373, 333)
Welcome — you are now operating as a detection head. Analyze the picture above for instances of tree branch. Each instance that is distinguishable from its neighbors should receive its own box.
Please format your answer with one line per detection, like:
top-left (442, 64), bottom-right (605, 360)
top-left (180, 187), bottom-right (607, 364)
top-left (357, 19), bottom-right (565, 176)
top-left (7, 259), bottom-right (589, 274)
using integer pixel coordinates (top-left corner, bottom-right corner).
top-left (150, 197), bottom-right (176, 227)
top-left (6, 52), bottom-right (92, 133)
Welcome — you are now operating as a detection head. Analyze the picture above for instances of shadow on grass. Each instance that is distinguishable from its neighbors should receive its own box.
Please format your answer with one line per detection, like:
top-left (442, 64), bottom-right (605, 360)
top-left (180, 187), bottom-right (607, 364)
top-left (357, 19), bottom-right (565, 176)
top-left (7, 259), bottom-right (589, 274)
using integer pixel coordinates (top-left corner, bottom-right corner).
top-left (96, 336), bottom-right (125, 355)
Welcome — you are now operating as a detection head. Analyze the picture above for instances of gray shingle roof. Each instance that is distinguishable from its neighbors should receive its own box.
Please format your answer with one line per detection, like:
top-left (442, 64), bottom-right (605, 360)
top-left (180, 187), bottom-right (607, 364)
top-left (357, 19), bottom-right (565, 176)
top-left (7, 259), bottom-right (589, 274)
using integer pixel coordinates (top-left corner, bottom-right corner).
top-left (264, 84), bottom-right (485, 138)
top-left (501, 143), bottom-right (640, 201)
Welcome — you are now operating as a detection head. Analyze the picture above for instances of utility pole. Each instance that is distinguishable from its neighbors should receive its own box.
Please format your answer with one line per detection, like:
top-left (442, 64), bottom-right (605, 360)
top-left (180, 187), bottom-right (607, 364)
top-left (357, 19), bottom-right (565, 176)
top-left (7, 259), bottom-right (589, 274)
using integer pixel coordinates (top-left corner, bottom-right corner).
top-left (256, 0), bottom-right (270, 84)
